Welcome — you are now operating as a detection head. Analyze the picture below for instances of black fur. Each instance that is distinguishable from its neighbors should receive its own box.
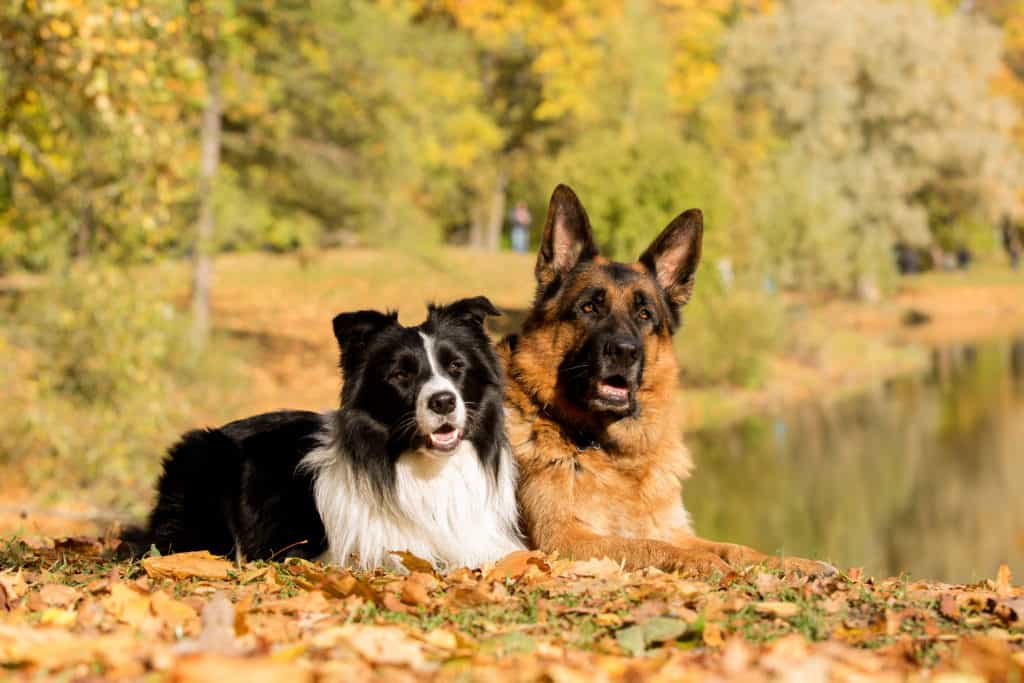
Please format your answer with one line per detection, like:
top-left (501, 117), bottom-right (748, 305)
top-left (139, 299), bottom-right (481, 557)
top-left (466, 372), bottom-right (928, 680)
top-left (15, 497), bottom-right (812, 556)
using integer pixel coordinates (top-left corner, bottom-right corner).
top-left (123, 297), bottom-right (505, 563)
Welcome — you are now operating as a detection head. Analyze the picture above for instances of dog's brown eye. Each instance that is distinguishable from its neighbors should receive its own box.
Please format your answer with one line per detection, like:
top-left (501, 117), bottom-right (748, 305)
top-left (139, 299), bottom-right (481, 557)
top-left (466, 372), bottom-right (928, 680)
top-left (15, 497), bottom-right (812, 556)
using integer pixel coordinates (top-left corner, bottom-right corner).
top-left (581, 302), bottom-right (596, 315)
top-left (390, 370), bottom-right (410, 382)
top-left (448, 360), bottom-right (465, 374)
top-left (638, 309), bottom-right (651, 321)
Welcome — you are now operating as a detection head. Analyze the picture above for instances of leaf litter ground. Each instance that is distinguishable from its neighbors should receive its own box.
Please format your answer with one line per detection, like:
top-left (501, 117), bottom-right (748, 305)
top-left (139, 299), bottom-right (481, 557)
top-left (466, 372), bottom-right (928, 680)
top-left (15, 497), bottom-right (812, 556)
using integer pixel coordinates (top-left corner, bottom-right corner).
top-left (0, 536), bottom-right (1022, 681)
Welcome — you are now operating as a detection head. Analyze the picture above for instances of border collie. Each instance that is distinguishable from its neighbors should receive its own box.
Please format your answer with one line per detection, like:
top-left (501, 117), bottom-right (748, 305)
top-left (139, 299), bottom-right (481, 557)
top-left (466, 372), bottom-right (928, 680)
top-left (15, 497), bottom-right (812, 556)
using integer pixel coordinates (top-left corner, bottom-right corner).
top-left (124, 297), bottom-right (525, 570)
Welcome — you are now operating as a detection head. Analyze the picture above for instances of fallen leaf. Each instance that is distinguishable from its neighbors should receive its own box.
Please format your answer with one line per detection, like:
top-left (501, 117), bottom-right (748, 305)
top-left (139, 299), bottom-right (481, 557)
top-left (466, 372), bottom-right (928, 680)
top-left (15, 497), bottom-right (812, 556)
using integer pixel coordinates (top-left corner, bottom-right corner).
top-left (335, 624), bottom-right (429, 669)
top-left (754, 601), bottom-right (801, 619)
top-left (143, 551), bottom-right (234, 580)
top-left (615, 624), bottom-right (646, 657)
top-left (703, 622), bottom-right (725, 648)
top-left (486, 550), bottom-right (549, 582)
top-left (0, 571), bottom-right (28, 602)
top-left (103, 583), bottom-right (151, 626)
top-left (170, 654), bottom-right (313, 683)
top-left (175, 592), bottom-right (243, 656)
top-left (400, 579), bottom-right (430, 606)
top-left (390, 551), bottom-right (434, 574)
top-left (563, 557), bottom-right (623, 580)
top-left (615, 617), bottom-right (688, 656)
top-left (256, 590), bottom-right (330, 615)
top-left (38, 607), bottom-right (76, 626)
top-left (449, 585), bottom-right (493, 608)
top-left (940, 594), bottom-right (961, 621)
top-left (151, 590), bottom-right (199, 630)
top-left (991, 598), bottom-right (1024, 627)
top-left (28, 584), bottom-right (81, 611)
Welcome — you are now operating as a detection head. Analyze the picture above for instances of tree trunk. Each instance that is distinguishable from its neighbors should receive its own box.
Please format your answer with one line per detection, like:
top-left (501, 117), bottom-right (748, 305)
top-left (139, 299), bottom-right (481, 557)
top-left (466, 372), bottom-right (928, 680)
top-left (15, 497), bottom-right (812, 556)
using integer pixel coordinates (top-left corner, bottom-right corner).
top-left (483, 168), bottom-right (507, 252)
top-left (468, 169), bottom-right (507, 251)
top-left (190, 55), bottom-right (223, 350)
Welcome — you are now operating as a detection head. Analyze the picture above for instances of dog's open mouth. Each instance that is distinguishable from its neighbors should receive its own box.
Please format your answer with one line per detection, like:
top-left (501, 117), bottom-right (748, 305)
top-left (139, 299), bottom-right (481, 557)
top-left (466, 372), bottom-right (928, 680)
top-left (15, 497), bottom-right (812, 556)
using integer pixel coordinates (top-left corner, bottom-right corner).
top-left (428, 424), bottom-right (462, 452)
top-left (596, 375), bottom-right (631, 404)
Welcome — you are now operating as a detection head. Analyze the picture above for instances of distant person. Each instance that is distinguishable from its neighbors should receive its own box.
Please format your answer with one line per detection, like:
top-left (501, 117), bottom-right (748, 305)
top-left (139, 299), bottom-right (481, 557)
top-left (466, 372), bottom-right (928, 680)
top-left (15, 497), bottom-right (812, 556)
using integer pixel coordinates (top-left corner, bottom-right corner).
top-left (509, 201), bottom-right (532, 253)
top-left (895, 242), bottom-right (920, 275)
top-left (956, 246), bottom-right (971, 270)
top-left (1003, 219), bottom-right (1022, 270)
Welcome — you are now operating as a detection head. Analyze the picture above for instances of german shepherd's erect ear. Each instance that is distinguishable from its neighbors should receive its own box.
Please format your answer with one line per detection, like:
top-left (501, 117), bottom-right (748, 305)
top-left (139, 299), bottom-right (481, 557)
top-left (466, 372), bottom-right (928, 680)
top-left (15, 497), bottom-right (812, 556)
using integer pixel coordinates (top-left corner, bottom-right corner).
top-left (639, 209), bottom-right (703, 309)
top-left (535, 184), bottom-right (598, 289)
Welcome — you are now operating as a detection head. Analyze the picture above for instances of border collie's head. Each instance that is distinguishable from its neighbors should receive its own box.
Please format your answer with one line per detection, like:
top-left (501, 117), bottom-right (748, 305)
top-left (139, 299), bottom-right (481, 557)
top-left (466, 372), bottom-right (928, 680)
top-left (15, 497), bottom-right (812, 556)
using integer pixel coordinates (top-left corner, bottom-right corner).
top-left (332, 297), bottom-right (503, 460)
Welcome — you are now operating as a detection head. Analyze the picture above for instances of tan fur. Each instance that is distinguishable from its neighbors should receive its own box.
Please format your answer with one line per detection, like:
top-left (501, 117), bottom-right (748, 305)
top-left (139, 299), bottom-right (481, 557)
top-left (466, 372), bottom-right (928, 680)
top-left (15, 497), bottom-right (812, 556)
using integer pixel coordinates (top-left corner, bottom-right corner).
top-left (502, 262), bottom-right (826, 576)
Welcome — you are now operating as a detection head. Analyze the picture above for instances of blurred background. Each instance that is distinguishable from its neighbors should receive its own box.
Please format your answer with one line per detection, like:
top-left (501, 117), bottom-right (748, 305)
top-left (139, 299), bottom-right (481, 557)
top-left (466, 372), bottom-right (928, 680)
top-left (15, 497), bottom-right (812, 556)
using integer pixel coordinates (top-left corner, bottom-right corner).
top-left (1, 0), bottom-right (1023, 582)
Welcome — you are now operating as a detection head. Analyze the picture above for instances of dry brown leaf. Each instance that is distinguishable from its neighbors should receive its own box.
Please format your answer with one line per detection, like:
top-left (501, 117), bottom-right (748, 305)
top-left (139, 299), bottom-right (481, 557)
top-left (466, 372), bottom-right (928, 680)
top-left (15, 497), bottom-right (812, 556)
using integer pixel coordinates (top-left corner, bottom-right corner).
top-left (561, 557), bottom-right (622, 580)
top-left (104, 583), bottom-right (152, 626)
top-left (317, 571), bottom-right (378, 603)
top-left (721, 638), bottom-right (753, 675)
top-left (151, 590), bottom-right (199, 630)
top-left (170, 654), bottom-right (313, 683)
top-left (940, 593), bottom-right (961, 621)
top-left (0, 570), bottom-right (27, 602)
top-left (991, 598), bottom-right (1024, 627)
top-left (703, 622), bottom-right (725, 647)
top-left (38, 607), bottom-right (76, 626)
top-left (486, 550), bottom-right (549, 582)
top-left (256, 589), bottom-right (330, 615)
top-left (754, 601), bottom-right (801, 619)
top-left (449, 585), bottom-right (493, 608)
top-left (390, 550), bottom-right (434, 574)
top-left (334, 624), bottom-right (429, 669)
top-left (400, 579), bottom-right (430, 607)
top-left (144, 551), bottom-right (234, 581)
top-left (28, 583), bottom-right (81, 611)
top-left (174, 592), bottom-right (244, 657)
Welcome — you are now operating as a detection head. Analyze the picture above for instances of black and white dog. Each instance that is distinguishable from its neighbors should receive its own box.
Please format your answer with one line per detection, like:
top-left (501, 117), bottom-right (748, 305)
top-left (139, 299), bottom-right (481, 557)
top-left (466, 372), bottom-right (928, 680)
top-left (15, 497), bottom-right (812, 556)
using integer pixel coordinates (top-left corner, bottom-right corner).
top-left (125, 297), bottom-right (524, 570)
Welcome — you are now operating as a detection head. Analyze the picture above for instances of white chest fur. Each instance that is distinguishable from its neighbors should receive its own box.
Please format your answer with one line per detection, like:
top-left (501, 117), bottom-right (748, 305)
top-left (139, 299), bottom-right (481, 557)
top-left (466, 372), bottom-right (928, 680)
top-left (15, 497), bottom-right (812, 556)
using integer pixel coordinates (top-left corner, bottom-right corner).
top-left (301, 437), bottom-right (524, 570)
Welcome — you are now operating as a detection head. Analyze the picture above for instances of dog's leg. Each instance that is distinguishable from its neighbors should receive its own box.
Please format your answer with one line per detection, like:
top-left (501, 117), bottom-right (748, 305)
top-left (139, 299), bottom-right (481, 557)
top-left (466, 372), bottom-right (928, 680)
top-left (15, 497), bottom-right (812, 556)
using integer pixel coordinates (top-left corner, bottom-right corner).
top-left (677, 537), bottom-right (836, 576)
top-left (536, 527), bottom-right (731, 576)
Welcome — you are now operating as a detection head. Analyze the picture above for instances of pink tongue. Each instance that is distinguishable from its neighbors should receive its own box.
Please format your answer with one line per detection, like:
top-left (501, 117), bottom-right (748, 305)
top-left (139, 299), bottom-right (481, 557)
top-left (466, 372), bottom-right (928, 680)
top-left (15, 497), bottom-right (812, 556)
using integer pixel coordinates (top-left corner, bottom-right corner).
top-left (599, 383), bottom-right (628, 400)
top-left (431, 430), bottom-right (459, 448)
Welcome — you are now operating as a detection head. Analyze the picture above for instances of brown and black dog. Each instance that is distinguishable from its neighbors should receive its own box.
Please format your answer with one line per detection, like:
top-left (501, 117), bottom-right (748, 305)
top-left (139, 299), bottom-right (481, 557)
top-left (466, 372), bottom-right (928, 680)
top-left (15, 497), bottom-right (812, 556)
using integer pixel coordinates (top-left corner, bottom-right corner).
top-left (500, 184), bottom-right (829, 575)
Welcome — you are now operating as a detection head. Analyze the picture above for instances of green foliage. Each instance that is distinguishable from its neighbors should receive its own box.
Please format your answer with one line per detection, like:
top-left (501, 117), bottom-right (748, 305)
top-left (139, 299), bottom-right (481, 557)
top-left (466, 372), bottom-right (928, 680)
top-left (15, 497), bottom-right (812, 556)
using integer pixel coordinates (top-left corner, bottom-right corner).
top-left (719, 0), bottom-right (1024, 294)
top-left (0, 1), bottom-right (198, 272)
top-left (677, 283), bottom-right (786, 388)
top-left (0, 267), bottom-right (235, 509)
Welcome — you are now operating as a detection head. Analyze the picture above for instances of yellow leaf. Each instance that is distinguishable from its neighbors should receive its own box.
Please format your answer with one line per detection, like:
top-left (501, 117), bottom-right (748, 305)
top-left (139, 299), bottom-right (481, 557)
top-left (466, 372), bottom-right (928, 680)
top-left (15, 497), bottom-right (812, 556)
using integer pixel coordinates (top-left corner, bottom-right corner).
top-left (38, 608), bottom-right (77, 626)
top-left (103, 583), bottom-right (151, 626)
top-left (143, 551), bottom-right (233, 580)
top-left (754, 601), bottom-right (801, 618)
top-left (150, 590), bottom-right (198, 629)
top-left (171, 655), bottom-right (313, 683)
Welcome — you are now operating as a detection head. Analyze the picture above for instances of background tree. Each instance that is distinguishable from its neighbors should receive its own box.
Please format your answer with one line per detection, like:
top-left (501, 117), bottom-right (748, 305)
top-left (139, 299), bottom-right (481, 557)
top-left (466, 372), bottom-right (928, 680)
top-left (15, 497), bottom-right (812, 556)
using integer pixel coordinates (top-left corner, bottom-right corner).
top-left (718, 0), bottom-right (1024, 295)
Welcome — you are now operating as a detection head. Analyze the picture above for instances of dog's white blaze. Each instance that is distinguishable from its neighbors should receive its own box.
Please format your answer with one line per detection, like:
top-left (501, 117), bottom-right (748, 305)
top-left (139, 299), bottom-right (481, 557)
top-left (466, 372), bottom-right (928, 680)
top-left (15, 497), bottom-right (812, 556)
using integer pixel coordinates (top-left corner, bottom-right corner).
top-left (301, 415), bottom-right (524, 571)
top-left (416, 332), bottom-right (466, 435)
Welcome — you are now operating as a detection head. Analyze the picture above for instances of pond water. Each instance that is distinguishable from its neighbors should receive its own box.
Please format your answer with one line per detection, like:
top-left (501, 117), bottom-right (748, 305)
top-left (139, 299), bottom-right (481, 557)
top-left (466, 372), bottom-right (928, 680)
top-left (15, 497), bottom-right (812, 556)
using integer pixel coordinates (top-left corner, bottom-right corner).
top-left (685, 334), bottom-right (1024, 583)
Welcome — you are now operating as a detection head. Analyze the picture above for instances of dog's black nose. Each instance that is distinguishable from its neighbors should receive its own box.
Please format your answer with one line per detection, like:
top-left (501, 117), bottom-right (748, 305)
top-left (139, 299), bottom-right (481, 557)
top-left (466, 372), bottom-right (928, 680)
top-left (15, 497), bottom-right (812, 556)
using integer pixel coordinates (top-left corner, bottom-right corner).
top-left (604, 338), bottom-right (640, 365)
top-left (428, 391), bottom-right (457, 415)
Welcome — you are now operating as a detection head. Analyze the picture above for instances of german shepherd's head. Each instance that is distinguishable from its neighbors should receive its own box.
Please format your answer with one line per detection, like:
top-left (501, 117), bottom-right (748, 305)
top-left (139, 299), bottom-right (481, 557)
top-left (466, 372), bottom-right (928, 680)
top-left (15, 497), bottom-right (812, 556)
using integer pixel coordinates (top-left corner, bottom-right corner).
top-left (510, 184), bottom-right (702, 434)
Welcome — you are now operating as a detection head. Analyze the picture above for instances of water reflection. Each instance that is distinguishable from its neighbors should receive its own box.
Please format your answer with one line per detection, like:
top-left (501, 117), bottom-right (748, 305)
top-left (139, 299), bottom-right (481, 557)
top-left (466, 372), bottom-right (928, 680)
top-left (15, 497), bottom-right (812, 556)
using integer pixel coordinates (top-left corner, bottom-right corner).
top-left (685, 335), bottom-right (1024, 583)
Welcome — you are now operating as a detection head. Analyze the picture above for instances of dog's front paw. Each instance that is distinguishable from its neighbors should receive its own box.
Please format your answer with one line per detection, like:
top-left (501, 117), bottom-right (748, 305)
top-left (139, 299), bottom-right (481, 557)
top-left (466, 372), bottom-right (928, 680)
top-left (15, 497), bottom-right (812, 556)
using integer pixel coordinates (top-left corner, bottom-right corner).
top-left (771, 556), bottom-right (837, 577)
top-left (664, 550), bottom-right (731, 578)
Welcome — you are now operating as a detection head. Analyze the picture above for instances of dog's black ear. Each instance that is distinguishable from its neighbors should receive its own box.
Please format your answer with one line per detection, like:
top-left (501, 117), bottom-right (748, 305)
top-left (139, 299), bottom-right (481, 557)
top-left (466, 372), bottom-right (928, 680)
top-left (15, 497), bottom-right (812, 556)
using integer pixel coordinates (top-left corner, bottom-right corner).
top-left (639, 208), bottom-right (703, 307)
top-left (536, 184), bottom-right (597, 288)
top-left (432, 296), bottom-right (501, 330)
top-left (332, 310), bottom-right (397, 359)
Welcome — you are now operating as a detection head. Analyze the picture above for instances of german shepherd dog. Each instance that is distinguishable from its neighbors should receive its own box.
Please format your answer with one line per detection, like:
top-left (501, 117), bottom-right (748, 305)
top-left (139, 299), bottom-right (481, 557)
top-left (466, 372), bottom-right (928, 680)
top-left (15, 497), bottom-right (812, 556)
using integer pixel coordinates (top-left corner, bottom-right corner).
top-left (500, 185), bottom-right (829, 575)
